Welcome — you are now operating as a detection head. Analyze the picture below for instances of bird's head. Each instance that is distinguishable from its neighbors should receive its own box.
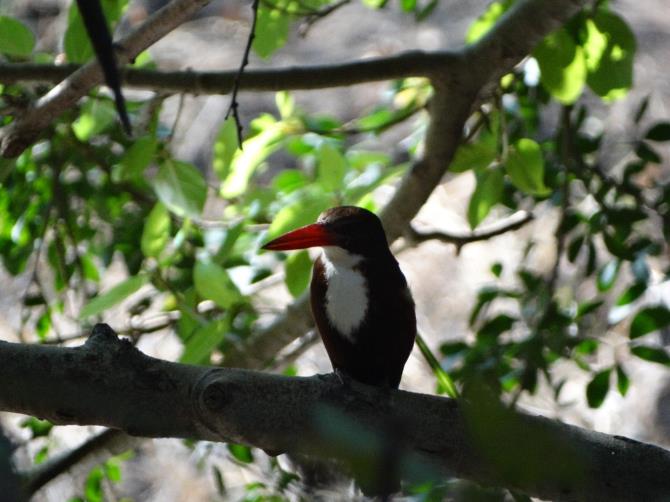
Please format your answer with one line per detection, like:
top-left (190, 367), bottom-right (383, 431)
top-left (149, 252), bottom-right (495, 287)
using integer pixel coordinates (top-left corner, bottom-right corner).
top-left (262, 206), bottom-right (389, 256)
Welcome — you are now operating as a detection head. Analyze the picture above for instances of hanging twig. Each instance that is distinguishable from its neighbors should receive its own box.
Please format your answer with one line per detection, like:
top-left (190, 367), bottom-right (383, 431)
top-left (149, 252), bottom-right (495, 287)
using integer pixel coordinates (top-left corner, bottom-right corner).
top-left (225, 0), bottom-right (262, 148)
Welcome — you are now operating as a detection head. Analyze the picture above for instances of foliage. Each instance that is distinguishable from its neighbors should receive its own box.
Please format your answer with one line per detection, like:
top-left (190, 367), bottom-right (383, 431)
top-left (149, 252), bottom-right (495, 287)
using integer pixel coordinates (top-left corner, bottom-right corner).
top-left (0, 0), bottom-right (669, 499)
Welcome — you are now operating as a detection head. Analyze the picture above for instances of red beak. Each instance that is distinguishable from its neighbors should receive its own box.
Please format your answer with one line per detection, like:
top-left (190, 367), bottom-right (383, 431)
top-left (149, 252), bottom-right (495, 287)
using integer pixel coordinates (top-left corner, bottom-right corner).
top-left (263, 223), bottom-right (337, 250)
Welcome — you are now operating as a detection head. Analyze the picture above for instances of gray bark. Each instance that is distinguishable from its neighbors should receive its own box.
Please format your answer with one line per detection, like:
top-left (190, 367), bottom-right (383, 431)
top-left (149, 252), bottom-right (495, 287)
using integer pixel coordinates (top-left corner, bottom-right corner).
top-left (2, 324), bottom-right (670, 501)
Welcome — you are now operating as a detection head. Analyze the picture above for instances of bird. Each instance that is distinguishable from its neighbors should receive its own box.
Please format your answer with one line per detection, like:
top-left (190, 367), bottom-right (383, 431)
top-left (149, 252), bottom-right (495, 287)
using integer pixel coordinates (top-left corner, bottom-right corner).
top-left (263, 206), bottom-right (416, 388)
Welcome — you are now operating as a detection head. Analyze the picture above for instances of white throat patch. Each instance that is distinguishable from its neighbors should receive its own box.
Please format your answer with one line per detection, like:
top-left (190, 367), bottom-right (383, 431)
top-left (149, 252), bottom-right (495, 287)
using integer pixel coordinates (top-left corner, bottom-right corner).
top-left (321, 247), bottom-right (368, 340)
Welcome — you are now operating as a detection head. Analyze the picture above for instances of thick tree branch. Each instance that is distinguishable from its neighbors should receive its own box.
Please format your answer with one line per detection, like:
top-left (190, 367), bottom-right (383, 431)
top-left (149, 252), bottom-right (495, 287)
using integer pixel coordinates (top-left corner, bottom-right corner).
top-left (2, 325), bottom-right (670, 501)
top-left (0, 51), bottom-right (457, 97)
top-left (0, 0), bottom-right (213, 158)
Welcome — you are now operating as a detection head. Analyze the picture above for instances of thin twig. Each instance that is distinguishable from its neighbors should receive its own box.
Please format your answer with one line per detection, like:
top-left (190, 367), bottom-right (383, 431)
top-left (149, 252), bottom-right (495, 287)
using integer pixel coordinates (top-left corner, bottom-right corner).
top-left (225, 0), bottom-right (261, 148)
top-left (406, 210), bottom-right (534, 253)
top-left (298, 0), bottom-right (352, 37)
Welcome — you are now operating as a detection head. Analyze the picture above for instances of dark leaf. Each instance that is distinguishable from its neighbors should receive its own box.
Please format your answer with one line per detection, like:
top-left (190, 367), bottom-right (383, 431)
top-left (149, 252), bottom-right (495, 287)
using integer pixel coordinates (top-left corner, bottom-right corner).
top-left (586, 369), bottom-right (610, 408)
top-left (631, 345), bottom-right (670, 366)
top-left (645, 122), bottom-right (670, 142)
top-left (629, 305), bottom-right (670, 339)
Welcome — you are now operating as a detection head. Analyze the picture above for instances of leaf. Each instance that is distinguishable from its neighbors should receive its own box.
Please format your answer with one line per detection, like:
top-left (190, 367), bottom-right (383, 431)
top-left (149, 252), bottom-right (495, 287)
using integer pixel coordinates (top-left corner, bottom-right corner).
top-left (252, 6), bottom-right (289, 58)
top-left (153, 160), bottom-right (207, 219)
top-left (72, 99), bottom-right (117, 141)
top-left (220, 119), bottom-right (285, 198)
top-left (632, 345), bottom-right (670, 366)
top-left (212, 118), bottom-right (240, 181)
top-left (616, 364), bottom-right (629, 396)
top-left (467, 167), bottom-right (504, 229)
top-left (533, 28), bottom-right (587, 104)
top-left (586, 369), bottom-right (611, 408)
top-left (449, 136), bottom-right (497, 173)
top-left (645, 122), bottom-right (670, 142)
top-left (465, 1), bottom-right (510, 44)
top-left (114, 136), bottom-right (157, 182)
top-left (141, 202), bottom-right (171, 258)
top-left (576, 299), bottom-right (603, 318)
top-left (193, 261), bottom-right (242, 309)
top-left (80, 275), bottom-right (148, 318)
top-left (317, 143), bottom-right (347, 192)
top-left (596, 259), bottom-right (619, 292)
top-left (0, 16), bottom-right (35, 57)
top-left (266, 192), bottom-right (332, 241)
top-left (504, 138), bottom-right (549, 195)
top-left (21, 417), bottom-right (53, 438)
top-left (615, 282), bottom-right (646, 306)
top-left (415, 333), bottom-right (459, 398)
top-left (275, 91), bottom-right (295, 119)
top-left (180, 319), bottom-right (227, 365)
top-left (584, 10), bottom-right (636, 101)
top-left (629, 305), bottom-right (670, 339)
top-left (284, 250), bottom-right (312, 298)
top-left (478, 314), bottom-right (515, 339)
top-left (636, 141), bottom-right (661, 164)
top-left (228, 443), bottom-right (254, 463)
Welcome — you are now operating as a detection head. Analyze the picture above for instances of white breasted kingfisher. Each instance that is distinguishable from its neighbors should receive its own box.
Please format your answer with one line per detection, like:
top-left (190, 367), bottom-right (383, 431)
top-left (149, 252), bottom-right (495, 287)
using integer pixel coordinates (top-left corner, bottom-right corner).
top-left (263, 206), bottom-right (416, 388)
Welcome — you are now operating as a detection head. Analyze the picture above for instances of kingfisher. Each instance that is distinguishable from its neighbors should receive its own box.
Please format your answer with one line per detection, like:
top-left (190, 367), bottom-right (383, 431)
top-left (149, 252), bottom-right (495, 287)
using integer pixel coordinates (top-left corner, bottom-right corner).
top-left (263, 206), bottom-right (416, 388)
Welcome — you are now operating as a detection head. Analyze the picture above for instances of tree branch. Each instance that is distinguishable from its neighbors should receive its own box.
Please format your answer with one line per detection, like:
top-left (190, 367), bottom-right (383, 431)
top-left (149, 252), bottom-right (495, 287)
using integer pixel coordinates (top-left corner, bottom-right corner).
top-left (2, 324), bottom-right (670, 501)
top-left (0, 51), bottom-right (457, 95)
top-left (0, 0), bottom-right (213, 158)
top-left (406, 211), bottom-right (534, 251)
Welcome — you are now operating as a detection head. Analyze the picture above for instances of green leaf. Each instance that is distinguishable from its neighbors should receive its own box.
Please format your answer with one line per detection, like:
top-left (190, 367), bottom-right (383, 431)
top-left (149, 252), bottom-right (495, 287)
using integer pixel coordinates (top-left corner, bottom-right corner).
top-left (220, 119), bottom-right (285, 198)
top-left (180, 319), bottom-right (228, 365)
top-left (85, 466), bottom-right (104, 502)
top-left (72, 99), bottom-right (117, 141)
top-left (228, 443), bottom-right (254, 463)
top-left (645, 122), bottom-right (670, 142)
top-left (504, 138), bottom-right (549, 195)
top-left (533, 28), bottom-right (587, 104)
top-left (141, 202), bottom-right (171, 258)
top-left (449, 136), bottom-right (497, 173)
top-left (615, 282), bottom-right (646, 306)
top-left (467, 166), bottom-right (504, 229)
top-left (631, 345), bottom-right (670, 365)
top-left (477, 314), bottom-right (515, 339)
top-left (317, 143), bottom-right (347, 192)
top-left (275, 91), bottom-right (295, 119)
top-left (212, 118), bottom-right (240, 181)
top-left (415, 332), bottom-right (459, 398)
top-left (252, 6), bottom-right (289, 58)
top-left (596, 259), bottom-right (619, 292)
top-left (194, 261), bottom-right (242, 309)
top-left (21, 417), bottom-right (53, 438)
top-left (586, 369), bottom-right (610, 408)
top-left (0, 16), bottom-right (35, 57)
top-left (153, 160), bottom-right (207, 219)
top-left (284, 250), bottom-right (312, 298)
top-left (629, 306), bottom-right (670, 339)
top-left (266, 192), bottom-right (332, 241)
top-left (636, 141), bottom-right (661, 163)
top-left (114, 136), bottom-right (157, 182)
top-left (81, 253), bottom-right (100, 282)
top-left (576, 299), bottom-right (603, 318)
top-left (79, 275), bottom-right (148, 318)
top-left (465, 1), bottom-right (510, 44)
top-left (616, 364), bottom-right (629, 396)
top-left (584, 10), bottom-right (636, 101)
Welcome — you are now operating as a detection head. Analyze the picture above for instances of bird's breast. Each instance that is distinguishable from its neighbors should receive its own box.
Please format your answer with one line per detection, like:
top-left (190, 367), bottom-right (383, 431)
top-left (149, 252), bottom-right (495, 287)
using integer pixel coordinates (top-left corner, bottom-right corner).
top-left (321, 252), bottom-right (369, 340)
